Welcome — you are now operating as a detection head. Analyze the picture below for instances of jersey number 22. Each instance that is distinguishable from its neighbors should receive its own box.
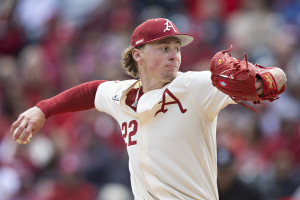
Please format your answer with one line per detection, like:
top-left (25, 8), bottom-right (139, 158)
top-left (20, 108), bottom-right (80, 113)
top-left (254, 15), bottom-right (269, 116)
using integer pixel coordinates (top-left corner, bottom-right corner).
top-left (122, 120), bottom-right (138, 146)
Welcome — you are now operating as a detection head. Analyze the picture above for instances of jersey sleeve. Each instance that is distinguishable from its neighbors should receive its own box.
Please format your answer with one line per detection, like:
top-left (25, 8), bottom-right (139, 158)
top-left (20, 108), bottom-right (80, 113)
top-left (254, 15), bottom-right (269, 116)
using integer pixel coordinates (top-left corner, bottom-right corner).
top-left (94, 79), bottom-right (137, 117)
top-left (94, 81), bottom-right (122, 116)
top-left (184, 71), bottom-right (234, 120)
top-left (36, 80), bottom-right (106, 118)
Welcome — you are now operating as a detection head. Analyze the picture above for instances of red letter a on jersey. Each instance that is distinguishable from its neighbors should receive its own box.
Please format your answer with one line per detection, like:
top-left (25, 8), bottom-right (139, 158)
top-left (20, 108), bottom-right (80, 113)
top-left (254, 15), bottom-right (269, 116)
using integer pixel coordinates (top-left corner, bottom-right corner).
top-left (155, 89), bottom-right (187, 116)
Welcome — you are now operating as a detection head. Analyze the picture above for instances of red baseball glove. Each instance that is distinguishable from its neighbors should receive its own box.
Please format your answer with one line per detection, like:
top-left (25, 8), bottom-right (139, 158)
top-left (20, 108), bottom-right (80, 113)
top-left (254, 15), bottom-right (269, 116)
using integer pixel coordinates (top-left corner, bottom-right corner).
top-left (210, 45), bottom-right (286, 106)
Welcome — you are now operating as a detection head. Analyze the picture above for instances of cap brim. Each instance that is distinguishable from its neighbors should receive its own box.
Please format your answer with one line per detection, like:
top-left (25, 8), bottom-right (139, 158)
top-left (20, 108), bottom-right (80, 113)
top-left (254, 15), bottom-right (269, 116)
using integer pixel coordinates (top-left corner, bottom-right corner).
top-left (173, 34), bottom-right (194, 47)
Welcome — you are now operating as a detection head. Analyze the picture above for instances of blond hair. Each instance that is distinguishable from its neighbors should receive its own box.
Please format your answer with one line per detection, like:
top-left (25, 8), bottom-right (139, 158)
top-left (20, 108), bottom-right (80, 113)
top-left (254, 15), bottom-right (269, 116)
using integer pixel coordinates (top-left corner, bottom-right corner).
top-left (121, 45), bottom-right (144, 78)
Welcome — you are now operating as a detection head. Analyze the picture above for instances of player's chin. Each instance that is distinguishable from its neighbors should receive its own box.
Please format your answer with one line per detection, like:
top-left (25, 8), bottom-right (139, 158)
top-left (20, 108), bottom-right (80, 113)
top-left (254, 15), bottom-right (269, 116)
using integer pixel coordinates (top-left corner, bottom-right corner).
top-left (162, 71), bottom-right (177, 83)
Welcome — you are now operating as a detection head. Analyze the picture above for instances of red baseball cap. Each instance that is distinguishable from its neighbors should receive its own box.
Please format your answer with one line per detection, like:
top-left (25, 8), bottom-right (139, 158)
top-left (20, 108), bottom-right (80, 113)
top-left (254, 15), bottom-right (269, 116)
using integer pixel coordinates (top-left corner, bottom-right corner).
top-left (131, 18), bottom-right (194, 47)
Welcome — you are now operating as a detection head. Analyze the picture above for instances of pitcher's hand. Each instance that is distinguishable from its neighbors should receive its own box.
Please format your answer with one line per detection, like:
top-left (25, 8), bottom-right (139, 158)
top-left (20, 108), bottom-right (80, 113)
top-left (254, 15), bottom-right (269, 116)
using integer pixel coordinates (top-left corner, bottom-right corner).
top-left (11, 106), bottom-right (46, 144)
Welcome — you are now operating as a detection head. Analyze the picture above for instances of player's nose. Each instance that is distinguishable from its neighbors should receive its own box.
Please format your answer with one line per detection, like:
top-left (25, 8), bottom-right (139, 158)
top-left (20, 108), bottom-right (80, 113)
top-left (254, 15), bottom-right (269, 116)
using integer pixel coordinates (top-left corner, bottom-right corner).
top-left (169, 50), bottom-right (180, 62)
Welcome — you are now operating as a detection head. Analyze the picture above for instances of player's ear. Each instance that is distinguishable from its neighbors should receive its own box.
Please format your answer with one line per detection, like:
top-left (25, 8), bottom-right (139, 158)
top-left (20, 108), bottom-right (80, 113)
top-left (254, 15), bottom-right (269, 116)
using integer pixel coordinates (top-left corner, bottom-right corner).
top-left (132, 48), bottom-right (143, 62)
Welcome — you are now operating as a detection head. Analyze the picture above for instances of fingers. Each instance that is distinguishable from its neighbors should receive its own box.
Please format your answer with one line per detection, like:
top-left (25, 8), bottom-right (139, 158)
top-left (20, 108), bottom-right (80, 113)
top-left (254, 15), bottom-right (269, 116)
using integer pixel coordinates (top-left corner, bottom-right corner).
top-left (256, 87), bottom-right (264, 96)
top-left (255, 78), bottom-right (263, 96)
top-left (12, 120), bottom-right (33, 144)
top-left (11, 115), bottom-right (23, 137)
top-left (11, 106), bottom-right (46, 144)
top-left (11, 115), bottom-right (26, 140)
top-left (11, 113), bottom-right (34, 144)
top-left (15, 129), bottom-right (33, 144)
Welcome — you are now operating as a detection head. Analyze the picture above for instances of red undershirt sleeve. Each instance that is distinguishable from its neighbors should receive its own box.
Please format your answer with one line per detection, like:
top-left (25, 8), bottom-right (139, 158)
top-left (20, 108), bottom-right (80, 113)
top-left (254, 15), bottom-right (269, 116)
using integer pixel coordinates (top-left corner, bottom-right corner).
top-left (36, 80), bottom-right (106, 119)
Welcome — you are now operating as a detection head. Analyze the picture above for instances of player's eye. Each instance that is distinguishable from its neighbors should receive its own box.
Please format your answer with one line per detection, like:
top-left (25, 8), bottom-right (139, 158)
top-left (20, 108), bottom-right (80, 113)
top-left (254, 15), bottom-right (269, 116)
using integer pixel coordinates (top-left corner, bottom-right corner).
top-left (162, 47), bottom-right (169, 52)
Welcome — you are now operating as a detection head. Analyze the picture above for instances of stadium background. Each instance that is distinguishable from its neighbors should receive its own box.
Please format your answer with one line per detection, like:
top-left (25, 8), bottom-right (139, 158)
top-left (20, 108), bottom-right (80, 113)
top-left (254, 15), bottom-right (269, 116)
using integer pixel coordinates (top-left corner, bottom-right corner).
top-left (0, 0), bottom-right (300, 199)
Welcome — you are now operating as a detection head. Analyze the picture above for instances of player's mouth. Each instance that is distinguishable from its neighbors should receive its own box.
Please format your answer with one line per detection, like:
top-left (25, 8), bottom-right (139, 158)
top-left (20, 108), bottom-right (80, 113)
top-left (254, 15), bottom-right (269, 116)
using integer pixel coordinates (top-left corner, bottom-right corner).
top-left (165, 64), bottom-right (179, 69)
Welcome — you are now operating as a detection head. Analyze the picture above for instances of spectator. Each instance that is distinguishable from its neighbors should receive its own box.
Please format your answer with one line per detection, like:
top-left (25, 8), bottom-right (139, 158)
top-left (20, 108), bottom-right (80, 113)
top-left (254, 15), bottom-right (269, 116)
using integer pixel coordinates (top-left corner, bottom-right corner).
top-left (217, 147), bottom-right (263, 200)
top-left (259, 149), bottom-right (300, 200)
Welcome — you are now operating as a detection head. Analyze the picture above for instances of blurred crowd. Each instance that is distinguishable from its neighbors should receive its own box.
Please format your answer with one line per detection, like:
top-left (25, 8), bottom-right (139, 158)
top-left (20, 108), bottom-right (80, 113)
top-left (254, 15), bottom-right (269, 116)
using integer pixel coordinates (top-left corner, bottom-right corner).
top-left (0, 0), bottom-right (299, 199)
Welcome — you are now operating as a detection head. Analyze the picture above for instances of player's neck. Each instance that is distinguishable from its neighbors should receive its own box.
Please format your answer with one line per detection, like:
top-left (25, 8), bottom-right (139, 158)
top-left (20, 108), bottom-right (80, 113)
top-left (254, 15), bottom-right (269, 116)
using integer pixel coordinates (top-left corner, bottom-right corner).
top-left (140, 78), bottom-right (169, 93)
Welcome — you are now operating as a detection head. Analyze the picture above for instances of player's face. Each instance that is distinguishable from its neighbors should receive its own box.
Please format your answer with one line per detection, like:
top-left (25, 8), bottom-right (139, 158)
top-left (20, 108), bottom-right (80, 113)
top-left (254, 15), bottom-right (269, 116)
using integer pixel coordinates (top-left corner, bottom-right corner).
top-left (137, 37), bottom-right (182, 90)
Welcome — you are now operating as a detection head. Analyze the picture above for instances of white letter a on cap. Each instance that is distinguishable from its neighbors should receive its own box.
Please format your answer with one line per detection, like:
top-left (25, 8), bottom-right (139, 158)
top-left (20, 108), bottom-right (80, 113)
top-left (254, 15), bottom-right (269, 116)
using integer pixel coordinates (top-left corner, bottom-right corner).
top-left (164, 19), bottom-right (177, 32)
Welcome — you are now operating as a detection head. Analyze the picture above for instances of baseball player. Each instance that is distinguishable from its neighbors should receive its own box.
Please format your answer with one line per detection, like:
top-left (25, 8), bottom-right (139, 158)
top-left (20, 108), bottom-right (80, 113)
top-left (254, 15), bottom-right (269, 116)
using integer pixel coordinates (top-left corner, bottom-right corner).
top-left (11, 18), bottom-right (287, 199)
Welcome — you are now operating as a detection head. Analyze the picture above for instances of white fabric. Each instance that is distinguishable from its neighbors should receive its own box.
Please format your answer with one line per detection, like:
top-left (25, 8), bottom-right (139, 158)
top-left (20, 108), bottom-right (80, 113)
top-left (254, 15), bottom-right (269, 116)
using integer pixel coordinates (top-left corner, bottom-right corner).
top-left (95, 71), bottom-right (233, 200)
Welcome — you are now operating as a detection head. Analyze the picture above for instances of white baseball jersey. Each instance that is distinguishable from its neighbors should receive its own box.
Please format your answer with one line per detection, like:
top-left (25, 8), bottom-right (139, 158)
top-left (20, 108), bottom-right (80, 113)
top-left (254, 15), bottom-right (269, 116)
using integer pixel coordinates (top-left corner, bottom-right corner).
top-left (95, 71), bottom-right (234, 200)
